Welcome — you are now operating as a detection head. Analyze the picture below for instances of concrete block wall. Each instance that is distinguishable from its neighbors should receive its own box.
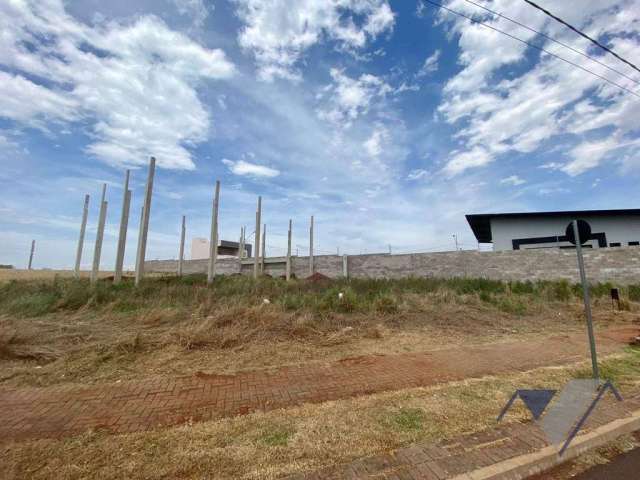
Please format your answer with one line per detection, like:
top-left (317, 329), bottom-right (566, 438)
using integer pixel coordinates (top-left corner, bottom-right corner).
top-left (145, 246), bottom-right (640, 285)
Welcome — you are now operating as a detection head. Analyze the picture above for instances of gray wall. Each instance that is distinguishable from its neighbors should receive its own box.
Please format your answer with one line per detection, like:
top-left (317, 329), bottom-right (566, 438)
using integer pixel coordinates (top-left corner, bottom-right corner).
top-left (491, 215), bottom-right (640, 251)
top-left (145, 246), bottom-right (640, 285)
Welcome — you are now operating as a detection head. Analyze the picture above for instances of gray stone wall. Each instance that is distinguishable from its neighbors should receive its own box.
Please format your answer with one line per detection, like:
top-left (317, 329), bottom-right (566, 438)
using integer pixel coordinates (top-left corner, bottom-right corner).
top-left (145, 246), bottom-right (640, 285)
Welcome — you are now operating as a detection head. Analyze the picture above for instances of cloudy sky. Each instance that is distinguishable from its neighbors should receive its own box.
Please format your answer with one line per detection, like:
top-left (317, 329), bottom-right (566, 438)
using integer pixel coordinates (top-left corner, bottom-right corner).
top-left (1, 0), bottom-right (639, 269)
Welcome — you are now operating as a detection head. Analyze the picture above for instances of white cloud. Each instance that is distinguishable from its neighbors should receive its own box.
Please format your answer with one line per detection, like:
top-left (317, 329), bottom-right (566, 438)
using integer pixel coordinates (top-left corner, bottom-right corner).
top-left (234, 0), bottom-right (395, 81)
top-left (417, 50), bottom-right (440, 77)
top-left (539, 162), bottom-right (563, 170)
top-left (500, 175), bottom-right (526, 186)
top-left (443, 147), bottom-right (492, 176)
top-left (561, 137), bottom-right (640, 176)
top-left (171, 0), bottom-right (211, 27)
top-left (0, 0), bottom-right (235, 170)
top-left (0, 71), bottom-right (80, 127)
top-left (363, 127), bottom-right (389, 156)
top-left (222, 159), bottom-right (280, 177)
top-left (317, 68), bottom-right (392, 127)
top-left (407, 169), bottom-right (428, 180)
top-left (435, 0), bottom-right (640, 177)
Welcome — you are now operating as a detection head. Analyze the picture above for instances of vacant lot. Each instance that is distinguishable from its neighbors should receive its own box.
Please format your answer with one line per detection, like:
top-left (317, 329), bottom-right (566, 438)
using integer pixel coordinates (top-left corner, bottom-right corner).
top-left (0, 274), bottom-right (638, 479)
top-left (0, 274), bottom-right (638, 388)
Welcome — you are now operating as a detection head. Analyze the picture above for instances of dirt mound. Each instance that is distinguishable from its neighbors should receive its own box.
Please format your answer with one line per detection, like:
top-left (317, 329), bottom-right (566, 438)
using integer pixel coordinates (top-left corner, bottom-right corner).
top-left (306, 272), bottom-right (331, 282)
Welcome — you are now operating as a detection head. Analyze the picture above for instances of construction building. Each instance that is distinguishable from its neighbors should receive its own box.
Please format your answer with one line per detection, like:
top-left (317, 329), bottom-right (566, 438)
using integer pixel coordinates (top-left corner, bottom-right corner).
top-left (190, 238), bottom-right (252, 259)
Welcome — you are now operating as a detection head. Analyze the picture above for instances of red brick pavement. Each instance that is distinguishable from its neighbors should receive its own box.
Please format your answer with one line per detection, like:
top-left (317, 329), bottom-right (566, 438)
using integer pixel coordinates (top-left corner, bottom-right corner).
top-left (0, 327), bottom-right (634, 442)
top-left (286, 392), bottom-right (640, 479)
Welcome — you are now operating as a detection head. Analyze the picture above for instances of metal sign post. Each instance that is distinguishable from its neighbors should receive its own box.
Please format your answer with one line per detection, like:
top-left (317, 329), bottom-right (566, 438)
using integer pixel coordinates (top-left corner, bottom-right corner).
top-left (572, 220), bottom-right (600, 387)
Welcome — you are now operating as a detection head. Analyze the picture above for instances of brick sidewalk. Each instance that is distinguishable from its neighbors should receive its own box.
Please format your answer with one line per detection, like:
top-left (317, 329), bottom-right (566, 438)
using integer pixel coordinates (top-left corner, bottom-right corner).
top-left (0, 331), bottom-right (631, 442)
top-left (286, 392), bottom-right (640, 479)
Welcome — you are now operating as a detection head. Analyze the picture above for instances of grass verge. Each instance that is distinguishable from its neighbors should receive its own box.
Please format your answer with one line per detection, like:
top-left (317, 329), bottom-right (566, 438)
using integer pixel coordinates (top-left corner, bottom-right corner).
top-left (3, 347), bottom-right (639, 480)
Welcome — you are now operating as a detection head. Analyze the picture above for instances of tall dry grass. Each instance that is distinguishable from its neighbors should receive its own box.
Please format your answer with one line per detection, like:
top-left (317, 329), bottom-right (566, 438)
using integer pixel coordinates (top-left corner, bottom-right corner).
top-left (0, 274), bottom-right (638, 387)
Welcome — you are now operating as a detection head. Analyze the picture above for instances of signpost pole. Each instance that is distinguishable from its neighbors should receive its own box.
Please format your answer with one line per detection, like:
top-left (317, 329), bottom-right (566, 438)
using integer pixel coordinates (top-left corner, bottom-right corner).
top-left (572, 220), bottom-right (600, 387)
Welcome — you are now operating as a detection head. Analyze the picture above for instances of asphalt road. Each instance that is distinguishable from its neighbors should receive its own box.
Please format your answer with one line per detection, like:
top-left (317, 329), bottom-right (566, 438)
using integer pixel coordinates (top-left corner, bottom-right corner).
top-left (570, 447), bottom-right (640, 479)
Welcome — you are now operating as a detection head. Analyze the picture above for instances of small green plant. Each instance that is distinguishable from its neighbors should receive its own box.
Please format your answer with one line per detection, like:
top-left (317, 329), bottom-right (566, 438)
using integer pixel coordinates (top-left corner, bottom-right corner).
top-left (628, 284), bottom-right (640, 302)
top-left (259, 427), bottom-right (292, 447)
top-left (7, 292), bottom-right (58, 317)
top-left (374, 294), bottom-right (399, 314)
top-left (574, 346), bottom-right (640, 387)
top-left (548, 279), bottom-right (573, 302)
top-left (318, 286), bottom-right (360, 313)
top-left (279, 293), bottom-right (306, 311)
top-left (390, 407), bottom-right (425, 432)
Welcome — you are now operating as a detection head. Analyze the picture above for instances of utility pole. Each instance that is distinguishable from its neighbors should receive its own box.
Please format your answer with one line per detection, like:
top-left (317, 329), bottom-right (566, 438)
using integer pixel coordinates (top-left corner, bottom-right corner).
top-left (253, 196), bottom-right (261, 279)
top-left (573, 220), bottom-right (600, 387)
top-left (178, 215), bottom-right (186, 277)
top-left (238, 226), bottom-right (245, 259)
top-left (309, 215), bottom-right (314, 276)
top-left (135, 157), bottom-right (156, 286)
top-left (74, 194), bottom-right (90, 278)
top-left (28, 240), bottom-right (36, 270)
top-left (91, 184), bottom-right (108, 284)
top-left (114, 170), bottom-right (131, 284)
top-left (286, 219), bottom-right (292, 280)
top-left (261, 224), bottom-right (266, 273)
top-left (207, 180), bottom-right (220, 284)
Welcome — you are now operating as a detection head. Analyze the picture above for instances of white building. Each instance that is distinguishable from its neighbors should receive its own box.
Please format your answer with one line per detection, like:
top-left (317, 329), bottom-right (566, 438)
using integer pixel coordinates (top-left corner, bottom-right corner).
top-left (466, 209), bottom-right (640, 251)
top-left (191, 238), bottom-right (210, 260)
top-left (190, 238), bottom-right (252, 259)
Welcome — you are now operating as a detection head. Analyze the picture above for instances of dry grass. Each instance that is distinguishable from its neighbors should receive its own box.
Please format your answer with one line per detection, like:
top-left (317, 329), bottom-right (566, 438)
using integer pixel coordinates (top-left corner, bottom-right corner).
top-left (2, 349), bottom-right (639, 480)
top-left (0, 269), bottom-right (121, 282)
top-left (0, 275), bottom-right (638, 387)
top-left (1, 276), bottom-right (638, 479)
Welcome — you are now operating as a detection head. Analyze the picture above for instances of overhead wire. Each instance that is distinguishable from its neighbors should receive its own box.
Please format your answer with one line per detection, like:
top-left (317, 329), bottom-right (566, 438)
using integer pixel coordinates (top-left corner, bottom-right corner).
top-left (522, 0), bottom-right (640, 75)
top-left (422, 0), bottom-right (640, 99)
top-left (463, 0), bottom-right (640, 86)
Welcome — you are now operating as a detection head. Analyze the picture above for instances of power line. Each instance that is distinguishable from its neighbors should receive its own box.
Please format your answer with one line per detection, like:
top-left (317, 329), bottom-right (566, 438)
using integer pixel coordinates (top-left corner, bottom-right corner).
top-left (523, 0), bottom-right (640, 75)
top-left (463, 0), bottom-right (640, 86)
top-left (423, 0), bottom-right (640, 99)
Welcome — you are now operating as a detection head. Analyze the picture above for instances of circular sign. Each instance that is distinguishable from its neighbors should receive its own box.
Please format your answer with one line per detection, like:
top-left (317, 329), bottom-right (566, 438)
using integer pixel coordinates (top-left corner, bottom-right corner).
top-left (565, 220), bottom-right (591, 245)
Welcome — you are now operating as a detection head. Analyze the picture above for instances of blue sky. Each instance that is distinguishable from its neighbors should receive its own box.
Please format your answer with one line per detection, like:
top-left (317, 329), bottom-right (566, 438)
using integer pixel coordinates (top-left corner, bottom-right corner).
top-left (1, 0), bottom-right (639, 269)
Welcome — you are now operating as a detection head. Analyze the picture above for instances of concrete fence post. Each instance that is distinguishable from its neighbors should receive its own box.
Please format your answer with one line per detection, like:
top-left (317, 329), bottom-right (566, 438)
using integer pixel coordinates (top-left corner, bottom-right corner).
top-left (91, 184), bottom-right (108, 284)
top-left (207, 180), bottom-right (220, 284)
top-left (238, 226), bottom-right (244, 274)
top-left (178, 215), bottom-right (186, 277)
top-left (342, 254), bottom-right (348, 278)
top-left (253, 196), bottom-right (261, 279)
top-left (261, 224), bottom-right (266, 273)
top-left (28, 239), bottom-right (36, 270)
top-left (286, 219), bottom-right (292, 280)
top-left (134, 205), bottom-right (144, 281)
top-left (74, 194), bottom-right (90, 278)
top-left (114, 170), bottom-right (131, 284)
top-left (135, 157), bottom-right (156, 286)
top-left (309, 215), bottom-right (314, 276)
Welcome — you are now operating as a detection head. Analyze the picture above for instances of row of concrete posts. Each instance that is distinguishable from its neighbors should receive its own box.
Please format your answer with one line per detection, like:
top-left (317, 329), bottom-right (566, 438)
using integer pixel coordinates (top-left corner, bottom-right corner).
top-left (73, 157), bottom-right (156, 286)
top-left (74, 159), bottom-right (315, 285)
top-left (174, 185), bottom-right (316, 282)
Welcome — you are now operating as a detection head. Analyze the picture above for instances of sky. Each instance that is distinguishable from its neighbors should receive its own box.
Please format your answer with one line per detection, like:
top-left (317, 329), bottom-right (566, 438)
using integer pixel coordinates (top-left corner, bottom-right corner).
top-left (1, 0), bottom-right (639, 269)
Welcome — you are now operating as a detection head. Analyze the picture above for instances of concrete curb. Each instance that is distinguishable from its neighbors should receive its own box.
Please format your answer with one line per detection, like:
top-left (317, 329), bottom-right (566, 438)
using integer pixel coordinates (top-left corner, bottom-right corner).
top-left (451, 408), bottom-right (640, 480)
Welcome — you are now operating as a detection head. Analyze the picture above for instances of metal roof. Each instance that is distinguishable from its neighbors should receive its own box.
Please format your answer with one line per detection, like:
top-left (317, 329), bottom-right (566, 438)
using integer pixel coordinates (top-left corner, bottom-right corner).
top-left (466, 208), bottom-right (640, 243)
